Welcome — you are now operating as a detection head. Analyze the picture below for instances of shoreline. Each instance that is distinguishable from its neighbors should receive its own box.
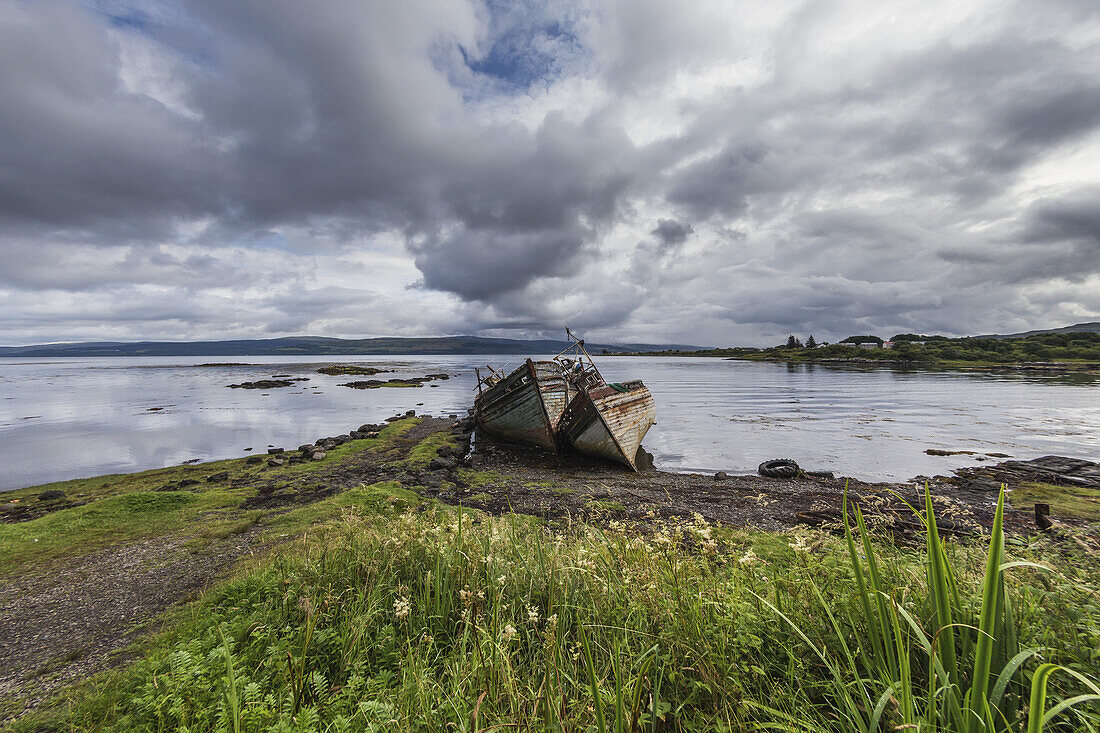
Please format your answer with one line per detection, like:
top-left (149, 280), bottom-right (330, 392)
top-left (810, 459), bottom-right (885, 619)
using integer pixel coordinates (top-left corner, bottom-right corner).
top-left (5, 410), bottom-right (1099, 531)
top-left (617, 351), bottom-right (1100, 374)
top-left (2, 407), bottom-right (1099, 722)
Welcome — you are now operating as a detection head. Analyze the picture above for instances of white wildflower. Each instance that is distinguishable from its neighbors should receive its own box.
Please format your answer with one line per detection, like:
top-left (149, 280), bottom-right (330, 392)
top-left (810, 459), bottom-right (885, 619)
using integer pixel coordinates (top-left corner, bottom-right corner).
top-left (527, 605), bottom-right (540, 624)
top-left (393, 597), bottom-right (411, 620)
top-left (502, 624), bottom-right (517, 642)
top-left (739, 549), bottom-right (759, 567)
top-left (789, 534), bottom-right (810, 553)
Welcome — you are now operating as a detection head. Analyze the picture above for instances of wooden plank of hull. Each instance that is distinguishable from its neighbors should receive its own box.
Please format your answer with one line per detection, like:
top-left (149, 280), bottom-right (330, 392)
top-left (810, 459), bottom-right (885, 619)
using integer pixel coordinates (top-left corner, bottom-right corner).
top-left (530, 360), bottom-right (570, 429)
top-left (560, 381), bottom-right (655, 471)
top-left (474, 361), bottom-right (559, 452)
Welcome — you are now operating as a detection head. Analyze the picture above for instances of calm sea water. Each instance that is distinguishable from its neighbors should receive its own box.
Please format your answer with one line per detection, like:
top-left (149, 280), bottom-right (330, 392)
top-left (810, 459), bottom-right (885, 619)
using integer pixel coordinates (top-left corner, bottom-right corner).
top-left (1, 355), bottom-right (1098, 490)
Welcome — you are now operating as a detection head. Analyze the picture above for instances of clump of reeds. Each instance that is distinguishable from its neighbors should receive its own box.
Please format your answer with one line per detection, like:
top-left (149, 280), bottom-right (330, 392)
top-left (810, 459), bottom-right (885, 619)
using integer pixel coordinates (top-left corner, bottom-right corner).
top-left (753, 483), bottom-right (1100, 732)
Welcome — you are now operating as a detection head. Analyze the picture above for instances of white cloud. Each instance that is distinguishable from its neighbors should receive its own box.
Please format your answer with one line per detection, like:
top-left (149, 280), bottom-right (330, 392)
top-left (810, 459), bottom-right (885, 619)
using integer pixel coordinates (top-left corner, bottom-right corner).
top-left (0, 0), bottom-right (1098, 346)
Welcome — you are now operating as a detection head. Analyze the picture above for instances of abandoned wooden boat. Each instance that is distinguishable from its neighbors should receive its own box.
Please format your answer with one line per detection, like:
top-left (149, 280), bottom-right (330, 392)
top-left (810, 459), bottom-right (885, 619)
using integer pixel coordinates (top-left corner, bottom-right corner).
top-left (558, 379), bottom-right (656, 471)
top-left (554, 330), bottom-right (656, 471)
top-left (474, 359), bottom-right (570, 452)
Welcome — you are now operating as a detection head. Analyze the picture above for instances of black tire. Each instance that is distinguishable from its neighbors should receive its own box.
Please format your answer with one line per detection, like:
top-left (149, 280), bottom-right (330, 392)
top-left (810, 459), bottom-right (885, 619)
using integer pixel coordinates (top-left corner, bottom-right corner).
top-left (758, 458), bottom-right (800, 479)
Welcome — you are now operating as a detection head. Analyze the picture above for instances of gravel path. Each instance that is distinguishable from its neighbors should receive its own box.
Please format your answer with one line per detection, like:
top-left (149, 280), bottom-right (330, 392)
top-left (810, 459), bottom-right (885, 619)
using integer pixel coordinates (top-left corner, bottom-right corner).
top-left (0, 529), bottom-right (263, 720)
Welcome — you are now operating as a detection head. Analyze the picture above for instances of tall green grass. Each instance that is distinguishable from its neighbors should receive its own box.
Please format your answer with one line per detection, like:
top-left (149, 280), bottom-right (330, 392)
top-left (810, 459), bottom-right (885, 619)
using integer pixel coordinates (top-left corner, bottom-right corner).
top-left (15, 489), bottom-right (1100, 732)
top-left (753, 484), bottom-right (1100, 732)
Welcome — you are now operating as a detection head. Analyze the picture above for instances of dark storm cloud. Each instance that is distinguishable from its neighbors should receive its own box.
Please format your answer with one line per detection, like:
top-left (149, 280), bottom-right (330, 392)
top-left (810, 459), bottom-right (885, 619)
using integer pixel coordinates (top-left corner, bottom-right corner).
top-left (651, 219), bottom-right (693, 249)
top-left (413, 227), bottom-right (587, 300)
top-left (0, 1), bottom-right (218, 235)
top-left (1, 0), bottom-right (1099, 345)
top-left (935, 188), bottom-right (1100, 287)
top-left (1024, 189), bottom-right (1100, 246)
top-left (0, 243), bottom-right (251, 291)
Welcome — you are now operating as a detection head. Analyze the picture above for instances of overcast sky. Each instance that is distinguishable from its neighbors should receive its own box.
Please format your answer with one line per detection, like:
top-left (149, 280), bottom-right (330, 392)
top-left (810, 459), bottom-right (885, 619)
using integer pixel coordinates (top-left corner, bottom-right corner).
top-left (2, 0), bottom-right (1099, 347)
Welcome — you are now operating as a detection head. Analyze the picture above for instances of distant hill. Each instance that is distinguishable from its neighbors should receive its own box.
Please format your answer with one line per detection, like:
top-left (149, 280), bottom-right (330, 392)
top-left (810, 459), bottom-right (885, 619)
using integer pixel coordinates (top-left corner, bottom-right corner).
top-left (0, 335), bottom-right (702, 358)
top-left (984, 322), bottom-right (1100, 339)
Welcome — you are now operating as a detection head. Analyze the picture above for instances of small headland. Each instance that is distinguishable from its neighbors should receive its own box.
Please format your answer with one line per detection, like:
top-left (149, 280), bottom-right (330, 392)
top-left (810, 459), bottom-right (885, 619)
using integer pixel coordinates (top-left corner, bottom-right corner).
top-left (624, 331), bottom-right (1100, 375)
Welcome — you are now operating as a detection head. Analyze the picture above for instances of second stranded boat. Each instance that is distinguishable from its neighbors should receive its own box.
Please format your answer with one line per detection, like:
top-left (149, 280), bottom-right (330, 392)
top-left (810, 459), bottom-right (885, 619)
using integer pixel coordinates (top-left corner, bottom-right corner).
top-left (474, 331), bottom-right (656, 471)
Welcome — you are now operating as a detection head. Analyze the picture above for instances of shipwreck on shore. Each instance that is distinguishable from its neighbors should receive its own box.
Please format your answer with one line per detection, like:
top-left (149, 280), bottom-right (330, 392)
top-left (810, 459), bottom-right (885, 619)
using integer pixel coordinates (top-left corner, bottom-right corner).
top-left (474, 330), bottom-right (656, 471)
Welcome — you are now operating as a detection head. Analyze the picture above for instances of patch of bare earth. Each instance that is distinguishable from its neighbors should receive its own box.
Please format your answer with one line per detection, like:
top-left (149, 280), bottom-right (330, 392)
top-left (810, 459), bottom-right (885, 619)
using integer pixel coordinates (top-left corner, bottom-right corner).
top-left (0, 529), bottom-right (263, 721)
top-left (0, 415), bottom-right (465, 721)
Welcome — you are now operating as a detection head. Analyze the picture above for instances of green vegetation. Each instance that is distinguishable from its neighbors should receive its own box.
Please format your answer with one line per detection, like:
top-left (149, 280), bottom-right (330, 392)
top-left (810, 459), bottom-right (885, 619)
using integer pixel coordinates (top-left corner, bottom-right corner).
top-left (1012, 482), bottom-right (1100, 521)
top-left (12, 478), bottom-right (1100, 731)
top-left (0, 466), bottom-right (246, 575)
top-left (0, 419), bottom-right (423, 576)
top-left (453, 467), bottom-right (505, 488)
top-left (402, 430), bottom-right (461, 469)
top-left (5, 416), bottom-right (1100, 731)
top-left (661, 331), bottom-right (1100, 367)
top-left (588, 498), bottom-right (627, 513)
top-left (339, 380), bottom-right (425, 389)
top-left (316, 365), bottom-right (388, 376)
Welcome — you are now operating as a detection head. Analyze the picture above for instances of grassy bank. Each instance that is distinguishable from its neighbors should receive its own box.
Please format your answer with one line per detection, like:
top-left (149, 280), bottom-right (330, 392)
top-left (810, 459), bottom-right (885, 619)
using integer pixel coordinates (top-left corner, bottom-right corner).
top-left (10, 488), bottom-right (1100, 730)
top-left (0, 418), bottom-right (423, 576)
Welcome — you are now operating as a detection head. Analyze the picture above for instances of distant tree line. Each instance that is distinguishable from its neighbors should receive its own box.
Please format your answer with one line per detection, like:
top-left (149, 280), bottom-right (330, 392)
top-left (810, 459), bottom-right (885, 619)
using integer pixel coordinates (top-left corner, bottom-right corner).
top-left (756, 331), bottom-right (1100, 363)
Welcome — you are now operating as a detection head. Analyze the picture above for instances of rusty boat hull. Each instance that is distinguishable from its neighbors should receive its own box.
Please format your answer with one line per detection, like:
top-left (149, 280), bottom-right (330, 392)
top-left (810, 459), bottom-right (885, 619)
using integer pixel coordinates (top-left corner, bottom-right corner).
top-left (558, 380), bottom-right (656, 471)
top-left (475, 359), bottom-right (569, 452)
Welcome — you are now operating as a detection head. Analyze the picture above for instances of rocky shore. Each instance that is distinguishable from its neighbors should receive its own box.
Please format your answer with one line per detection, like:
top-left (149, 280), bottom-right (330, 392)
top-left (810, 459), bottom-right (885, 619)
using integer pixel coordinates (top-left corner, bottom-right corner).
top-left (2, 406), bottom-right (1097, 720)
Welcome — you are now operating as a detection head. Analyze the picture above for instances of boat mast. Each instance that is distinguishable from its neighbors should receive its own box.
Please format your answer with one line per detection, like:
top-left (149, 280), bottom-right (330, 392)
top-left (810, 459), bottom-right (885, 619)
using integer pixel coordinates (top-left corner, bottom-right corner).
top-left (556, 327), bottom-right (605, 389)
